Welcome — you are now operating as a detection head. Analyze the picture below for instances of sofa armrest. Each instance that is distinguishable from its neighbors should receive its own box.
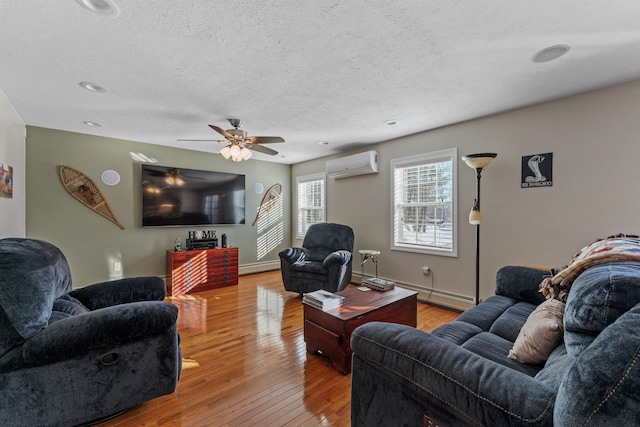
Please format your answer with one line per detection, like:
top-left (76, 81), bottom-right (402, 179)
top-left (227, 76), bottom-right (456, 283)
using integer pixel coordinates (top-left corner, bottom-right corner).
top-left (69, 276), bottom-right (167, 310)
top-left (495, 265), bottom-right (549, 305)
top-left (21, 301), bottom-right (178, 366)
top-left (278, 247), bottom-right (309, 264)
top-left (555, 304), bottom-right (640, 425)
top-left (323, 250), bottom-right (352, 268)
top-left (351, 322), bottom-right (555, 426)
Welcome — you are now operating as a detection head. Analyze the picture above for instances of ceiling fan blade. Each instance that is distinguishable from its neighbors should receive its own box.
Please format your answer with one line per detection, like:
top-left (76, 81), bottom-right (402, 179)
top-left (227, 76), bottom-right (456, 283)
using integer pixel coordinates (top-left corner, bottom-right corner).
top-left (208, 125), bottom-right (234, 140)
top-left (247, 136), bottom-right (284, 144)
top-left (248, 144), bottom-right (279, 156)
top-left (177, 139), bottom-right (225, 142)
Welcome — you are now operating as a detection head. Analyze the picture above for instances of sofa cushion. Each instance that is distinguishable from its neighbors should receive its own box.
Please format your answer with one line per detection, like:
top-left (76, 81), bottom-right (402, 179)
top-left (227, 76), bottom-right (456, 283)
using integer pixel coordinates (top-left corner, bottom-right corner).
top-left (433, 294), bottom-right (541, 376)
top-left (50, 295), bottom-right (90, 325)
top-left (454, 295), bottom-right (520, 331)
top-left (461, 332), bottom-right (541, 376)
top-left (495, 265), bottom-right (549, 305)
top-left (0, 238), bottom-right (73, 356)
top-left (508, 298), bottom-right (565, 364)
top-left (564, 261), bottom-right (640, 357)
top-left (289, 260), bottom-right (327, 275)
top-left (533, 344), bottom-right (573, 390)
top-left (488, 302), bottom-right (536, 343)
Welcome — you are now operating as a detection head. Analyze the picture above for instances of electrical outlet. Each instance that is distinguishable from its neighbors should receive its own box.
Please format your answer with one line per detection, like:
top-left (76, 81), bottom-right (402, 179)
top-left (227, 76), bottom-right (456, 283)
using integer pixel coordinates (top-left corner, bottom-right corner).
top-left (421, 266), bottom-right (431, 275)
top-left (114, 261), bottom-right (122, 272)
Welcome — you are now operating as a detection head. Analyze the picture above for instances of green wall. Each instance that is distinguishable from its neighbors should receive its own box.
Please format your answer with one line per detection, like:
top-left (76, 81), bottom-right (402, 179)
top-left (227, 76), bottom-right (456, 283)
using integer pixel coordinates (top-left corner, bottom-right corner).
top-left (26, 126), bottom-right (291, 287)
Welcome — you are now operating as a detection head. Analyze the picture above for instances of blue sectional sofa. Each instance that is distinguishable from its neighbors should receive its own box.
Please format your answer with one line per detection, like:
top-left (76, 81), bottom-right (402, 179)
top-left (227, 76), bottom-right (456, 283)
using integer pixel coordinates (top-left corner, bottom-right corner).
top-left (351, 263), bottom-right (640, 426)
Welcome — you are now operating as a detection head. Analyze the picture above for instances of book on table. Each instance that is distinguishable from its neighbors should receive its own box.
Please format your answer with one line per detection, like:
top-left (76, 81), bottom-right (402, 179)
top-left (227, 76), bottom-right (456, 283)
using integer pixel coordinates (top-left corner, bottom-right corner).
top-left (303, 289), bottom-right (344, 310)
top-left (363, 277), bottom-right (395, 291)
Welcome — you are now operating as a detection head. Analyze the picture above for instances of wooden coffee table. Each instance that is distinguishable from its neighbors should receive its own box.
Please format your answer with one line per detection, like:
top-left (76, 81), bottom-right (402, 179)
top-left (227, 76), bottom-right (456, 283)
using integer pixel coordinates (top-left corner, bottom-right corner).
top-left (303, 286), bottom-right (417, 374)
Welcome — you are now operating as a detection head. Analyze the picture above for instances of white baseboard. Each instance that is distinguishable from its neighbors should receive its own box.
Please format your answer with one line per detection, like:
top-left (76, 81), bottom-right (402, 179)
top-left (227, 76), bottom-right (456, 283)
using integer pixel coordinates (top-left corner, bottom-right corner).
top-left (160, 261), bottom-right (280, 282)
top-left (354, 274), bottom-right (474, 312)
top-left (239, 260), bottom-right (280, 276)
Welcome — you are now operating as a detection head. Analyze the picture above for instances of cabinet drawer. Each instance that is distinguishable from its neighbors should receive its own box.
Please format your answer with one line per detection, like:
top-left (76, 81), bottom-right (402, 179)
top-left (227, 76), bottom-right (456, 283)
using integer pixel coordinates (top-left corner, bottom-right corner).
top-left (166, 248), bottom-right (239, 295)
top-left (304, 319), bottom-right (341, 346)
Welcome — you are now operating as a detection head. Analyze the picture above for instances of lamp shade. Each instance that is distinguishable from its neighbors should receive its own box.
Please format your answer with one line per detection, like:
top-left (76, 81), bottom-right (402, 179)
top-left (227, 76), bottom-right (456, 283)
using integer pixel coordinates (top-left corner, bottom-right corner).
top-left (469, 199), bottom-right (481, 225)
top-left (462, 153), bottom-right (497, 169)
top-left (469, 207), bottom-right (482, 225)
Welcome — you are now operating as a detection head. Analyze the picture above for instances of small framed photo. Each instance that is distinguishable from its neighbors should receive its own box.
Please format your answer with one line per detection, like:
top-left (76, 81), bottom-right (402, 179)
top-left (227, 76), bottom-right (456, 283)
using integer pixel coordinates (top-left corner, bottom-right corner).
top-left (0, 163), bottom-right (13, 199)
top-left (522, 153), bottom-right (553, 188)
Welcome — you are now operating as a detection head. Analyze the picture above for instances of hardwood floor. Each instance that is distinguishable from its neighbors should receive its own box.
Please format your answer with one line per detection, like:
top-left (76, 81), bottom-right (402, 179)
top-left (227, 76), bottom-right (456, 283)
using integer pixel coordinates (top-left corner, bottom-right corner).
top-left (100, 270), bottom-right (459, 427)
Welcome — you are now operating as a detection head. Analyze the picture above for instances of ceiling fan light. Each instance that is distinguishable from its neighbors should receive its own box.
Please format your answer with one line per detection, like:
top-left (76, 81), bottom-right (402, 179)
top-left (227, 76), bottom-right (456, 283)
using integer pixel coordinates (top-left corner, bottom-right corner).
top-left (220, 146), bottom-right (231, 159)
top-left (241, 147), bottom-right (253, 160)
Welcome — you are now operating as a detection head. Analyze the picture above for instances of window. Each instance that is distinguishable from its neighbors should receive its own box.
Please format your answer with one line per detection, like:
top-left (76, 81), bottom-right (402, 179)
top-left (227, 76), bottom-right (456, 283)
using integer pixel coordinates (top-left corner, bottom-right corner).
top-left (297, 173), bottom-right (325, 239)
top-left (297, 173), bottom-right (326, 238)
top-left (391, 148), bottom-right (457, 256)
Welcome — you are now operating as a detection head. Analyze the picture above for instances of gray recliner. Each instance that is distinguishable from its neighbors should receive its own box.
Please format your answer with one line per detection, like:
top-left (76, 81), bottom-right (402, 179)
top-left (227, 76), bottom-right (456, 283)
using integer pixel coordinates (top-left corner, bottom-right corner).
top-left (0, 238), bottom-right (181, 427)
top-left (279, 223), bottom-right (354, 293)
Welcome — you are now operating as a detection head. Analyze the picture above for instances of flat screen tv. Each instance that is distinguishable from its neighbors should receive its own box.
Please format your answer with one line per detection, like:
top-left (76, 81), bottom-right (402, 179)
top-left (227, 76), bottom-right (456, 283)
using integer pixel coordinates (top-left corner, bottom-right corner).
top-left (141, 164), bottom-right (245, 227)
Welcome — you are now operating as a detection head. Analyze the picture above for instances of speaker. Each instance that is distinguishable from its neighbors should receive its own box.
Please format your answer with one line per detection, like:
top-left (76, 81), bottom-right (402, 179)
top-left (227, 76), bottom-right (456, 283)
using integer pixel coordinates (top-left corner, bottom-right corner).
top-left (221, 234), bottom-right (227, 247)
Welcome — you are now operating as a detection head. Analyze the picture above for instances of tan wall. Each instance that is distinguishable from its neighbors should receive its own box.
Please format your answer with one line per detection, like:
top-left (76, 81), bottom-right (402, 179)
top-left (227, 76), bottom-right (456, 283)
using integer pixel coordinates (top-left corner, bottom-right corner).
top-left (0, 89), bottom-right (26, 238)
top-left (26, 127), bottom-right (291, 287)
top-left (292, 79), bottom-right (640, 308)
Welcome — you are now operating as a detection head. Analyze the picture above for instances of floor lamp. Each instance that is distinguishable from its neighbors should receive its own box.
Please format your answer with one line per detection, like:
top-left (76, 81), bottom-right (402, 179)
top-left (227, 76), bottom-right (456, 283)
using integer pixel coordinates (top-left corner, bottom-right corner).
top-left (461, 153), bottom-right (497, 305)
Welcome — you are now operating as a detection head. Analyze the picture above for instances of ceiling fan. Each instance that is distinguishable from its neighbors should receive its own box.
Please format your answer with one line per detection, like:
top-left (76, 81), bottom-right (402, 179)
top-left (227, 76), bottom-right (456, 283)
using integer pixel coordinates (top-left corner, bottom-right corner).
top-left (179, 119), bottom-right (284, 161)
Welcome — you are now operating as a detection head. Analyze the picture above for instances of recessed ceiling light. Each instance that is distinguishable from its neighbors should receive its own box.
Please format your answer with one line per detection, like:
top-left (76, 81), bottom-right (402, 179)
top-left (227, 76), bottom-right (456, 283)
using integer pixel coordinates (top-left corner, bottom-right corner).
top-left (384, 119), bottom-right (399, 126)
top-left (319, 141), bottom-right (329, 145)
top-left (83, 121), bottom-right (103, 127)
top-left (532, 45), bottom-right (570, 63)
top-left (75, 0), bottom-right (120, 16)
top-left (79, 82), bottom-right (108, 93)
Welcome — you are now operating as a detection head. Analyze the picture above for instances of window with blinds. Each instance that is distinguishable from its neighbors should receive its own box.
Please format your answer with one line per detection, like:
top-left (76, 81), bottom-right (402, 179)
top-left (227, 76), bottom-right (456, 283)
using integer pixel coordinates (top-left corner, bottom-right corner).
top-left (296, 173), bottom-right (326, 238)
top-left (391, 148), bottom-right (457, 256)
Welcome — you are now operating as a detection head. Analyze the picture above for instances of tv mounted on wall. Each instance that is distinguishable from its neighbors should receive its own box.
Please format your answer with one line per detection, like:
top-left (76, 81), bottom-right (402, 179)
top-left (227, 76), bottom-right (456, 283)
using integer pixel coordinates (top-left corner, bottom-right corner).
top-left (141, 164), bottom-right (246, 227)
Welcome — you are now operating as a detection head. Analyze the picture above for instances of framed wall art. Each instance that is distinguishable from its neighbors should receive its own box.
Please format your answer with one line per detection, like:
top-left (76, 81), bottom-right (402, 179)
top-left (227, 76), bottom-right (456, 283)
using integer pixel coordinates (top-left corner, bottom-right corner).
top-left (521, 153), bottom-right (553, 188)
top-left (0, 162), bottom-right (13, 199)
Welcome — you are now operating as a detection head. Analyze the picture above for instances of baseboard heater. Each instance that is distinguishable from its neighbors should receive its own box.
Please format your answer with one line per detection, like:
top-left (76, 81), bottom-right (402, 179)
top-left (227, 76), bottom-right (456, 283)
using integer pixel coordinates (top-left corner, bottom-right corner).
top-left (353, 274), bottom-right (474, 311)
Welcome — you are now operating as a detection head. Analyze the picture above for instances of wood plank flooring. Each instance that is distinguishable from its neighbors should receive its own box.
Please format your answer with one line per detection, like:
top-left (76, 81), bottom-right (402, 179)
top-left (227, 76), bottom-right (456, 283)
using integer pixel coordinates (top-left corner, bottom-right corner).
top-left (100, 270), bottom-right (459, 427)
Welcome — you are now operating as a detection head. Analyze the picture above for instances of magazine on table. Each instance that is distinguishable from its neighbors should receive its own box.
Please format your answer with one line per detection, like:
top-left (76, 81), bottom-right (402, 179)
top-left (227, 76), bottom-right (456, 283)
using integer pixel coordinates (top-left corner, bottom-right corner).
top-left (363, 277), bottom-right (395, 291)
top-left (303, 289), bottom-right (344, 310)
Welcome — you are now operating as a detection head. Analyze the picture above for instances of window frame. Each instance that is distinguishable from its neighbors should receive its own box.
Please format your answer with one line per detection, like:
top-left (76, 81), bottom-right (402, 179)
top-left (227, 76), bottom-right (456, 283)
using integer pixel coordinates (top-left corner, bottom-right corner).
top-left (296, 172), bottom-right (326, 239)
top-left (390, 147), bottom-right (458, 257)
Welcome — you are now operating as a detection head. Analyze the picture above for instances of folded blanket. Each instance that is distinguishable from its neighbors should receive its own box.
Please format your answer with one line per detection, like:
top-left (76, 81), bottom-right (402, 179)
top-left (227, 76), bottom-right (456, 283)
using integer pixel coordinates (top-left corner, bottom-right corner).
top-left (540, 234), bottom-right (640, 301)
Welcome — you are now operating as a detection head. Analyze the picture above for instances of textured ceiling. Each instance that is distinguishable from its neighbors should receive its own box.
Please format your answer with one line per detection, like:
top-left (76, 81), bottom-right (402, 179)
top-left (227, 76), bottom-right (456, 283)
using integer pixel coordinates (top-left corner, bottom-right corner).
top-left (1, 1), bottom-right (640, 164)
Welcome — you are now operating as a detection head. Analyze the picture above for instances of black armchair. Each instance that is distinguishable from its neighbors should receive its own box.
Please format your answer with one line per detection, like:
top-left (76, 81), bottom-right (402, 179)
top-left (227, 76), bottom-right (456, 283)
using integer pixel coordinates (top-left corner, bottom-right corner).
top-left (279, 223), bottom-right (354, 293)
top-left (0, 238), bottom-right (181, 427)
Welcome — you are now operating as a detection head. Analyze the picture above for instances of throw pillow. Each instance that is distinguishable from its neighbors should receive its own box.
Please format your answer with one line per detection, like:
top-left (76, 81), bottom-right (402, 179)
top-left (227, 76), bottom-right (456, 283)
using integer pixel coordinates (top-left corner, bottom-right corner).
top-left (508, 298), bottom-right (565, 364)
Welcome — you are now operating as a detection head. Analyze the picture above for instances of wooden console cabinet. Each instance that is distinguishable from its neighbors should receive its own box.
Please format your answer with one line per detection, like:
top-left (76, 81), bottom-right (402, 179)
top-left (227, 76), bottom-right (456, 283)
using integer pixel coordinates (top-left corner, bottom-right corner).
top-left (166, 247), bottom-right (238, 296)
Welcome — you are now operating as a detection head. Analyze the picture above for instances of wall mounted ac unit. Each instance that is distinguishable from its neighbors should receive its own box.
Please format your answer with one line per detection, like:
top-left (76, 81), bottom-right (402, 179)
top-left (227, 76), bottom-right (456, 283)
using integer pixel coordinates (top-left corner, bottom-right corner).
top-left (326, 150), bottom-right (378, 179)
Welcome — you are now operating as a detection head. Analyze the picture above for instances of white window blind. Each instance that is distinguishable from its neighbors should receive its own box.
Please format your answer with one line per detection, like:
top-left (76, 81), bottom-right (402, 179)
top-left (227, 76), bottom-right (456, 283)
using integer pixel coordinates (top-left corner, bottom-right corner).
top-left (391, 148), bottom-right (457, 256)
top-left (296, 173), bottom-right (325, 238)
